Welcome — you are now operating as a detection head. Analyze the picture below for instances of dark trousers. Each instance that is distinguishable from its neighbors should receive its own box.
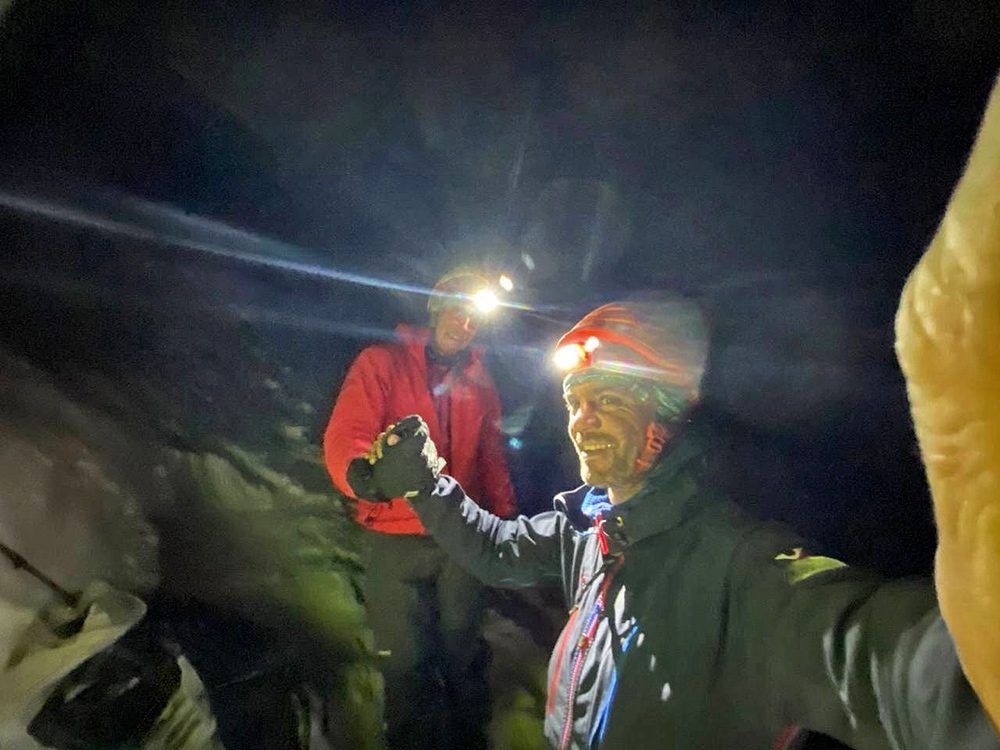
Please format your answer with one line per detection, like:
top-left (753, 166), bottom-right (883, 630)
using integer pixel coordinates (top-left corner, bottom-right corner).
top-left (362, 530), bottom-right (491, 750)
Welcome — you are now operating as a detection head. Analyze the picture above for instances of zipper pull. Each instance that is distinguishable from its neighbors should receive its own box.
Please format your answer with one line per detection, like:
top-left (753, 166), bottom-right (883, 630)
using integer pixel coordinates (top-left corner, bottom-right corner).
top-left (595, 513), bottom-right (609, 556)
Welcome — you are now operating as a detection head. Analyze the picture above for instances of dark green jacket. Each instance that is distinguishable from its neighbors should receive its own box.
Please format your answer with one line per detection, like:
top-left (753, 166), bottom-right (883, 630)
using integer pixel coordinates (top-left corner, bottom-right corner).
top-left (409, 429), bottom-right (999, 749)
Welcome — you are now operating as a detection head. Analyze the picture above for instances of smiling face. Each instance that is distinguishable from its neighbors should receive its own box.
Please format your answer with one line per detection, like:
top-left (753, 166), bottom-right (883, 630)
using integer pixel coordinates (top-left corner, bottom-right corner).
top-left (563, 378), bottom-right (661, 504)
top-left (432, 304), bottom-right (478, 356)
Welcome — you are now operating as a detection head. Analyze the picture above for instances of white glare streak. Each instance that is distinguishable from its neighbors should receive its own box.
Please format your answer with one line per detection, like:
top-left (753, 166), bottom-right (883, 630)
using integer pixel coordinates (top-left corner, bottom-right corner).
top-left (0, 190), bottom-right (431, 297)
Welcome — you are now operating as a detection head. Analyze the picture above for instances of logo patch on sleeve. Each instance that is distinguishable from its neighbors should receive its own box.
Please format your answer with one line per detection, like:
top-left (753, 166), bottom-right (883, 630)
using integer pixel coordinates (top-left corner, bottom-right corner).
top-left (773, 547), bottom-right (847, 585)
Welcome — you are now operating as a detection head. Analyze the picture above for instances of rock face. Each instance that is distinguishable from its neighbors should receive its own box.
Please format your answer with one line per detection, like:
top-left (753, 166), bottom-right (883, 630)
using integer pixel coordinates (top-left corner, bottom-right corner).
top-left (150, 440), bottom-right (385, 750)
top-left (152, 439), bottom-right (366, 648)
top-left (0, 347), bottom-right (160, 608)
top-left (0, 344), bottom-right (384, 748)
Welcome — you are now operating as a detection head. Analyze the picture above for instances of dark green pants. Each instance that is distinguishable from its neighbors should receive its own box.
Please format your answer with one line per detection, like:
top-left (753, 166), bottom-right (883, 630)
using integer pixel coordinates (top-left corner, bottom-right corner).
top-left (362, 530), bottom-right (491, 750)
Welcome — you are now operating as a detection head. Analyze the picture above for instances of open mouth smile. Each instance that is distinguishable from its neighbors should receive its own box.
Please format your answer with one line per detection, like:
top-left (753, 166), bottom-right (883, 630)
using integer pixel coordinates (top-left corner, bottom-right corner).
top-left (578, 441), bottom-right (614, 457)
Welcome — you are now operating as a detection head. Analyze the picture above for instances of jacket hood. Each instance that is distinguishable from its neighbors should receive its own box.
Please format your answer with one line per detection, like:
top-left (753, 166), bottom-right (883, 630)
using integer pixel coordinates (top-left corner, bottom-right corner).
top-left (552, 484), bottom-right (593, 531)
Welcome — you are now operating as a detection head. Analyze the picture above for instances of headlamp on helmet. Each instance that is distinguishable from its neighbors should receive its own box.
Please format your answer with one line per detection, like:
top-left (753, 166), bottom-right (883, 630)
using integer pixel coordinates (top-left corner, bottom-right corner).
top-left (554, 336), bottom-right (601, 372)
top-left (428, 268), bottom-right (508, 324)
top-left (554, 301), bottom-right (709, 423)
top-left (472, 288), bottom-right (499, 313)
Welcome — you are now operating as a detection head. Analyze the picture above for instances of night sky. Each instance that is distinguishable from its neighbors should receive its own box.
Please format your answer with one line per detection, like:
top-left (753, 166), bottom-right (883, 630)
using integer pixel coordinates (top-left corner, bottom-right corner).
top-left (2, 0), bottom-right (1000, 576)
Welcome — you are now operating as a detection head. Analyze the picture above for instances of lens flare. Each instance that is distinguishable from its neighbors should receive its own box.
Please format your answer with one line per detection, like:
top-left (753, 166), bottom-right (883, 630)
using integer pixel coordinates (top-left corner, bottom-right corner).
top-left (554, 343), bottom-right (587, 371)
top-left (0, 187), bottom-right (552, 318)
top-left (473, 288), bottom-right (499, 313)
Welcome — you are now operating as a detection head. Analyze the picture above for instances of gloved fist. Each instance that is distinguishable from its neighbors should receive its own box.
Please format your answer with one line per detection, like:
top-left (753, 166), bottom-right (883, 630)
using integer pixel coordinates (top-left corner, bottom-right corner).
top-left (346, 457), bottom-right (383, 501)
top-left (365, 415), bottom-right (445, 500)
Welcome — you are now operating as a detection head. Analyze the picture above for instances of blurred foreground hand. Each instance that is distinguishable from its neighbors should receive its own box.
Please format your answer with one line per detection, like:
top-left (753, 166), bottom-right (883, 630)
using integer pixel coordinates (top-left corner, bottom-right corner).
top-left (896, 73), bottom-right (1000, 728)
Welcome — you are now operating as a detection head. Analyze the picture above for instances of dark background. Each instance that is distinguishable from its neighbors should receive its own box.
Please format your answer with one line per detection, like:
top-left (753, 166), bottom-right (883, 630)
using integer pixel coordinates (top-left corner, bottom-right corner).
top-left (2, 0), bottom-right (1000, 578)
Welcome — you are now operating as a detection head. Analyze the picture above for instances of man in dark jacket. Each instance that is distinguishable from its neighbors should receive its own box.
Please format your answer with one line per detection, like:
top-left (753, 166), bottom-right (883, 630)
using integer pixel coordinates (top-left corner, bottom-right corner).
top-left (352, 299), bottom-right (999, 749)
top-left (324, 268), bottom-right (517, 749)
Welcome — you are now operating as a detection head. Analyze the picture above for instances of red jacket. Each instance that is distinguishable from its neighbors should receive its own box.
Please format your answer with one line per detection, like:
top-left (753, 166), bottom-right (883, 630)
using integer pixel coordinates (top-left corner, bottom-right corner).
top-left (324, 323), bottom-right (517, 533)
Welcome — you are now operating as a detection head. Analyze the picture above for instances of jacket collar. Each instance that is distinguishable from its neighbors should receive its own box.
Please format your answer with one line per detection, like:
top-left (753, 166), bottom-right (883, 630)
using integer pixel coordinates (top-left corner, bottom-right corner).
top-left (553, 484), bottom-right (594, 530)
top-left (554, 423), bottom-right (714, 554)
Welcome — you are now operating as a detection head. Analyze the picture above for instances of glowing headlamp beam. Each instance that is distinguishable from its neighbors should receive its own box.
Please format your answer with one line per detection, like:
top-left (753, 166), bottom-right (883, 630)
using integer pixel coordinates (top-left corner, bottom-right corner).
top-left (472, 288), bottom-right (499, 313)
top-left (554, 337), bottom-right (603, 371)
top-left (0, 189), bottom-right (549, 316)
top-left (554, 343), bottom-right (587, 371)
top-left (0, 189), bottom-right (439, 298)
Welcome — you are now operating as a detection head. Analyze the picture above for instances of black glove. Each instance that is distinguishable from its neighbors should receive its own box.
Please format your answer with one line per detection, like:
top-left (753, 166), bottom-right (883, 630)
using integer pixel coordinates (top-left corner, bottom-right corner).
top-left (347, 456), bottom-right (384, 501)
top-left (366, 415), bottom-right (444, 500)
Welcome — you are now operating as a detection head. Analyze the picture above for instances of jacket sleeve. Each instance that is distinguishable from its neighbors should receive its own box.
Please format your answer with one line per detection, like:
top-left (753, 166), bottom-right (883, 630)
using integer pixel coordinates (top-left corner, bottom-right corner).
top-left (894, 74), bottom-right (1000, 726)
top-left (408, 476), bottom-right (567, 589)
top-left (728, 528), bottom-right (999, 750)
top-left (476, 380), bottom-right (518, 518)
top-left (323, 348), bottom-right (390, 498)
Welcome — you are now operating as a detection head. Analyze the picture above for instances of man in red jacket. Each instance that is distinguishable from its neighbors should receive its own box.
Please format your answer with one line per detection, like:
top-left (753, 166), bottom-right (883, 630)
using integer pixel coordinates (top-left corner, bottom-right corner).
top-left (324, 268), bottom-right (517, 749)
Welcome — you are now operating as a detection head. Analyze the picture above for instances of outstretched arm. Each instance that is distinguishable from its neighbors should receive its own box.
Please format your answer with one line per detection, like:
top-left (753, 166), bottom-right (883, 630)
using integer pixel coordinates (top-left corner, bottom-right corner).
top-left (895, 73), bottom-right (1000, 727)
top-left (365, 416), bottom-right (566, 588)
top-left (411, 476), bottom-right (567, 589)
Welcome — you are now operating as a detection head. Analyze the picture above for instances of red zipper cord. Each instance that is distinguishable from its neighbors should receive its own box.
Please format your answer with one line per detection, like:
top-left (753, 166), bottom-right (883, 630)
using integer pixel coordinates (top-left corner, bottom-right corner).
top-left (558, 557), bottom-right (622, 750)
top-left (595, 513), bottom-right (610, 556)
top-left (547, 606), bottom-right (581, 716)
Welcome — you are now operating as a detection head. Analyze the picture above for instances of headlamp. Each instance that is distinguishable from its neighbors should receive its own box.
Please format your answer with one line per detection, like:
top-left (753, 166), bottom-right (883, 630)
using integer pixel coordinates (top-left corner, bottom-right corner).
top-left (554, 343), bottom-right (586, 371)
top-left (555, 337), bottom-right (601, 371)
top-left (429, 268), bottom-right (503, 319)
top-left (472, 288), bottom-right (499, 313)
